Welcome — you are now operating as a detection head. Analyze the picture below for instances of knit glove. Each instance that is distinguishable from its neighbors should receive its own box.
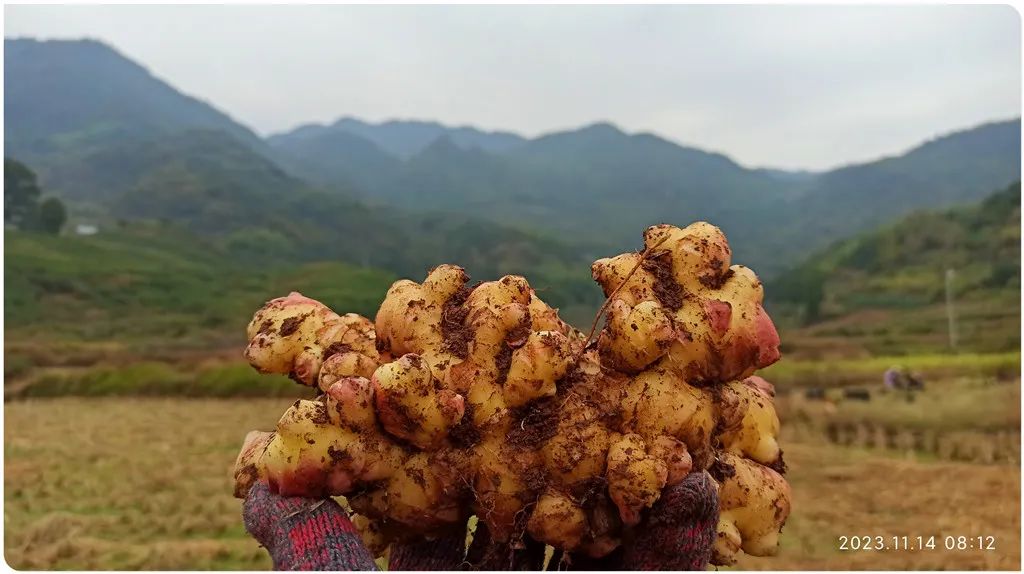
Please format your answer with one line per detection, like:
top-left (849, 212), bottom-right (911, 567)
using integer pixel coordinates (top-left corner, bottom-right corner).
top-left (243, 482), bottom-right (378, 571)
top-left (555, 472), bottom-right (719, 571)
top-left (243, 471), bottom-right (717, 571)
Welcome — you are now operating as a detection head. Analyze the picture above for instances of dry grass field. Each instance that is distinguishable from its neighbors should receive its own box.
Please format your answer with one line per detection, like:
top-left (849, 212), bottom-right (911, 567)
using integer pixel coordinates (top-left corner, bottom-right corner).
top-left (733, 435), bottom-right (1020, 570)
top-left (4, 397), bottom-right (1020, 570)
top-left (4, 397), bottom-right (285, 569)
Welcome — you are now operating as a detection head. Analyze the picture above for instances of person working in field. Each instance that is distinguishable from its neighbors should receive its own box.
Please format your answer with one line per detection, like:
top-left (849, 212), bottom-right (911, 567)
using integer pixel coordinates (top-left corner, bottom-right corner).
top-left (884, 366), bottom-right (925, 392)
top-left (883, 365), bottom-right (905, 390)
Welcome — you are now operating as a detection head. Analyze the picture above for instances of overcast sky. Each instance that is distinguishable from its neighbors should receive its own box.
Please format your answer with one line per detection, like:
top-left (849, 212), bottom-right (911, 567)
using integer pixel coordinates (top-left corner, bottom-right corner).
top-left (5, 4), bottom-right (1021, 170)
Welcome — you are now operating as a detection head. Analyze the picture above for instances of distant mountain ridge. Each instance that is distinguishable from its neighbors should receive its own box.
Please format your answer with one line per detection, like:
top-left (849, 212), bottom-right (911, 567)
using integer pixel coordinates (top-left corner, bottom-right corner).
top-left (783, 119), bottom-right (1021, 233)
top-left (5, 38), bottom-right (267, 156)
top-left (270, 117), bottom-right (527, 159)
top-left (265, 126), bottom-right (402, 191)
top-left (6, 37), bottom-right (1021, 281)
top-left (271, 119), bottom-right (797, 254)
top-left (269, 113), bottom-right (1021, 275)
top-left (4, 37), bottom-right (279, 203)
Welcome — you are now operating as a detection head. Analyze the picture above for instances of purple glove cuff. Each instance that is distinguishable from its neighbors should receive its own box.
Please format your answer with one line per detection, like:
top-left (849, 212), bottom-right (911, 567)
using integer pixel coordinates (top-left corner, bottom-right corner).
top-left (622, 471), bottom-right (719, 570)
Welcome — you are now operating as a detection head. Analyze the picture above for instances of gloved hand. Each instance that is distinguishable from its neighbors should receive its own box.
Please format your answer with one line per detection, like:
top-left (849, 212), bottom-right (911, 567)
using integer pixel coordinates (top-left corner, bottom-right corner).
top-left (243, 482), bottom-right (379, 571)
top-left (242, 472), bottom-right (718, 571)
top-left (557, 471), bottom-right (719, 570)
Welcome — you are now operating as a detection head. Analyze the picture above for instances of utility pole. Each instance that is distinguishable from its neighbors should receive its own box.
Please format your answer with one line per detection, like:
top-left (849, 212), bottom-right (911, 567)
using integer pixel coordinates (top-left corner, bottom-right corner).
top-left (945, 268), bottom-right (958, 351)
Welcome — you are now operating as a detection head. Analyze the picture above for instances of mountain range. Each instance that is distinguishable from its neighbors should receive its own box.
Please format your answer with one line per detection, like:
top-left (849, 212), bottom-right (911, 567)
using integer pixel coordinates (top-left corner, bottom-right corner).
top-left (5, 37), bottom-right (1021, 289)
top-left (269, 116), bottom-right (1021, 274)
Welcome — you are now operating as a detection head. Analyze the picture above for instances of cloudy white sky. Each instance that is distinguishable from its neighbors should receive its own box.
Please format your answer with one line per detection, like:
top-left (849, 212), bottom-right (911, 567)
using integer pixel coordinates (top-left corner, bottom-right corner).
top-left (5, 4), bottom-right (1021, 170)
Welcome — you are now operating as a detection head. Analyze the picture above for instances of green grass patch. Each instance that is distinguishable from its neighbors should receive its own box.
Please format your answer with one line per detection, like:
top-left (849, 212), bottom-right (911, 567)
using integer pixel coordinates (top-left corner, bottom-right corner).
top-left (193, 363), bottom-right (305, 398)
top-left (764, 351), bottom-right (1020, 388)
top-left (5, 354), bottom-right (37, 379)
top-left (17, 361), bottom-right (306, 398)
top-left (5, 226), bottom-right (399, 372)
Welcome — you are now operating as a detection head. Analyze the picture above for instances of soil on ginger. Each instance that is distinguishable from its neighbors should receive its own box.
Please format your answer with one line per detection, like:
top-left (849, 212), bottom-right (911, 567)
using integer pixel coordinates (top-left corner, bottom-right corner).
top-left (4, 398), bottom-right (1020, 570)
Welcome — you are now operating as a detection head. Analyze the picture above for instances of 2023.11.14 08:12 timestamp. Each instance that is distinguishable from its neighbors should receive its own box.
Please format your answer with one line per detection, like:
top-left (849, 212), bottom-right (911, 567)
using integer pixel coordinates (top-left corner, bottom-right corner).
top-left (838, 535), bottom-right (997, 551)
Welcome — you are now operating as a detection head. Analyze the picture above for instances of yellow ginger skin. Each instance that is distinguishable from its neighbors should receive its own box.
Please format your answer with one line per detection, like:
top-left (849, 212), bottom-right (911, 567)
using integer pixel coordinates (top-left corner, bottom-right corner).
top-left (233, 222), bottom-right (791, 562)
top-left (245, 291), bottom-right (379, 386)
top-left (712, 452), bottom-right (792, 565)
top-left (372, 354), bottom-right (465, 450)
top-left (718, 376), bottom-right (782, 465)
top-left (592, 222), bottom-right (781, 382)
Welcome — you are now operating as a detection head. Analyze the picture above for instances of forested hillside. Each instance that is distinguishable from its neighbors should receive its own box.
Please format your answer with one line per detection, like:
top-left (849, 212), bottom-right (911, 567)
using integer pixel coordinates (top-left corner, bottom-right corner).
top-left (5, 38), bottom-right (271, 195)
top-left (771, 183), bottom-right (1021, 356)
top-left (760, 119), bottom-right (1022, 268)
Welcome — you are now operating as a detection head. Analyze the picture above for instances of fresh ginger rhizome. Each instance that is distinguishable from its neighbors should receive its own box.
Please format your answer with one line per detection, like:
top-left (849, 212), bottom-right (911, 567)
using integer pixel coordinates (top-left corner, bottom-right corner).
top-left (233, 222), bottom-right (790, 565)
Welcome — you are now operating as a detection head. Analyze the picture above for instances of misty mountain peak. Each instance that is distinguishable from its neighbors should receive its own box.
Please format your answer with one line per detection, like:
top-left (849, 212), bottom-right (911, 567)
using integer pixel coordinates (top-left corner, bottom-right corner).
top-left (5, 35), bottom-right (265, 159)
top-left (575, 121), bottom-right (626, 137)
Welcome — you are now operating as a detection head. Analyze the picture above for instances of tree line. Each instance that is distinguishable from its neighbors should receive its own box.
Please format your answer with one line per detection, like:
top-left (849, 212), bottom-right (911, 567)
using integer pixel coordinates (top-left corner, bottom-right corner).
top-left (5, 158), bottom-right (66, 234)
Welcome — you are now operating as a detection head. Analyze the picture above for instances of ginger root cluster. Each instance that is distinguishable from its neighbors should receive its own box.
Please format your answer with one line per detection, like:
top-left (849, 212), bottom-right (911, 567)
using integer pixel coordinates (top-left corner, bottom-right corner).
top-left (233, 222), bottom-right (791, 565)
